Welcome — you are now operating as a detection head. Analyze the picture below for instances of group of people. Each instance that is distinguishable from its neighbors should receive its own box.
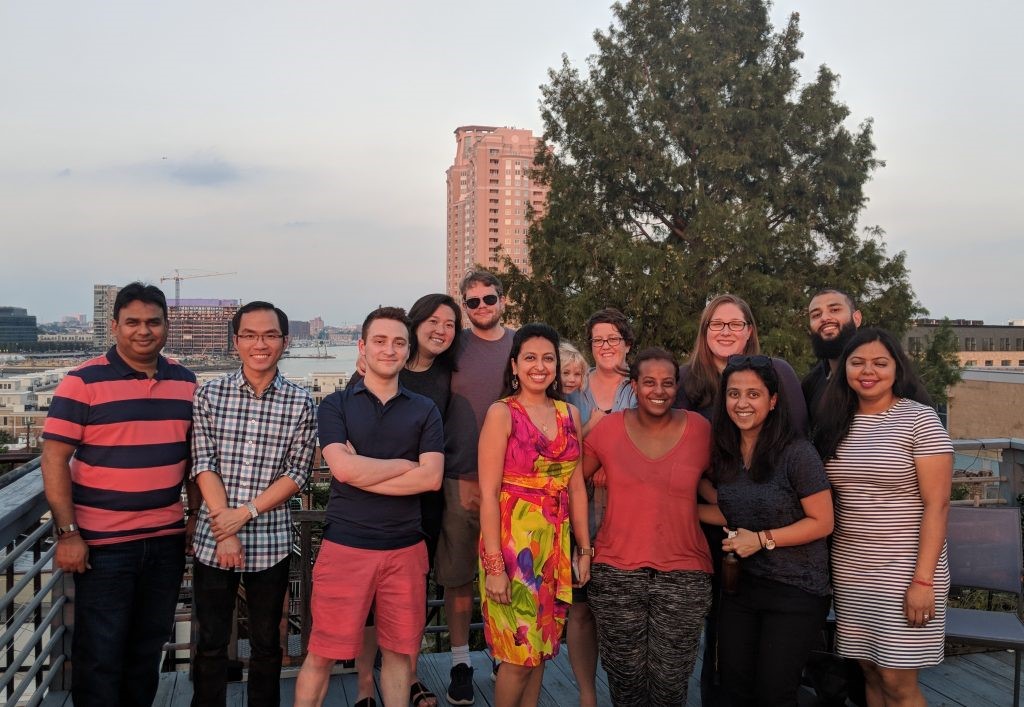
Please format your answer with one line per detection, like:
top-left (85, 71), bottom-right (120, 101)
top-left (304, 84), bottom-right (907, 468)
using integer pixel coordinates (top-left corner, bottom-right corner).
top-left (39, 273), bottom-right (952, 707)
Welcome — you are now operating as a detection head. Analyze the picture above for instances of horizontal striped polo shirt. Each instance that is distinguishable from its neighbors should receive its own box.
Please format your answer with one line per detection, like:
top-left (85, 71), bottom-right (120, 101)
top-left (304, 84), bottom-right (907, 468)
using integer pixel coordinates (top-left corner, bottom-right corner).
top-left (42, 346), bottom-right (197, 546)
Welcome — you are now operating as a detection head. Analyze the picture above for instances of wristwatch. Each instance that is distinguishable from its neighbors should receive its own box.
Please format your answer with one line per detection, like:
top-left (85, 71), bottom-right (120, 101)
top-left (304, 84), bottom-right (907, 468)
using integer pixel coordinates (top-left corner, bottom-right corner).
top-left (245, 501), bottom-right (259, 520)
top-left (763, 529), bottom-right (777, 551)
top-left (576, 546), bottom-right (595, 557)
top-left (56, 523), bottom-right (79, 537)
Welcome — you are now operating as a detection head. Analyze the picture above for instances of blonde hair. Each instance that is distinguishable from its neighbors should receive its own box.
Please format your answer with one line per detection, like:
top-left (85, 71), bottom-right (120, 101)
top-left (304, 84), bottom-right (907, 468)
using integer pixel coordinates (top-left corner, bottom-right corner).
top-left (559, 341), bottom-right (589, 391)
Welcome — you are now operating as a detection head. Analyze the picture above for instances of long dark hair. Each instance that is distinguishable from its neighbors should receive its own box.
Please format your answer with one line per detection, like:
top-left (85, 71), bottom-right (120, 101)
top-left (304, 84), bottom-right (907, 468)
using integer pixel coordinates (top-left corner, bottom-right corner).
top-left (711, 357), bottom-right (796, 483)
top-left (501, 323), bottom-right (562, 399)
top-left (684, 294), bottom-right (760, 411)
top-left (407, 293), bottom-right (462, 372)
top-left (812, 327), bottom-right (930, 460)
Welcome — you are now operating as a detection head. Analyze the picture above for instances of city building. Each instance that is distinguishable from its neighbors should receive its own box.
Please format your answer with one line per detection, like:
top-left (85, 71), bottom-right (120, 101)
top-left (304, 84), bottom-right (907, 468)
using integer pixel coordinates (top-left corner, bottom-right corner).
top-left (947, 369), bottom-right (1024, 439)
top-left (92, 284), bottom-right (120, 349)
top-left (0, 307), bottom-right (38, 345)
top-left (289, 320), bottom-right (312, 339)
top-left (309, 316), bottom-right (324, 338)
top-left (905, 319), bottom-right (1024, 369)
top-left (166, 298), bottom-right (240, 356)
top-left (445, 125), bottom-right (549, 297)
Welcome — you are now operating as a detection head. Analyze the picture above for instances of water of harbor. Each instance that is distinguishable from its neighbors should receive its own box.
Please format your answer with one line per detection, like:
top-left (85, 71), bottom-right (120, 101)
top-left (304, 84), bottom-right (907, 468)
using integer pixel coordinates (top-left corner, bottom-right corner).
top-left (277, 345), bottom-right (359, 378)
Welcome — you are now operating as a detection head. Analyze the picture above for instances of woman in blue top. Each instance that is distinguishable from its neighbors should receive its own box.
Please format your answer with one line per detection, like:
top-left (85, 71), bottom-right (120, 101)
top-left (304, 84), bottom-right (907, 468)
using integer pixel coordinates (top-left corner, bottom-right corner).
top-left (700, 355), bottom-right (834, 706)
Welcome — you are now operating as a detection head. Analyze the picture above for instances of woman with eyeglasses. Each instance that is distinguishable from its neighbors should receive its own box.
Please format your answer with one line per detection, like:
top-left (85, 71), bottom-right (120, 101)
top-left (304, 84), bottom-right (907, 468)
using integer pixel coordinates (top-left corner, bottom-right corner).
top-left (700, 355), bottom-right (833, 706)
top-left (813, 328), bottom-right (951, 706)
top-left (581, 348), bottom-right (713, 705)
top-left (563, 307), bottom-right (637, 707)
top-left (677, 293), bottom-right (806, 705)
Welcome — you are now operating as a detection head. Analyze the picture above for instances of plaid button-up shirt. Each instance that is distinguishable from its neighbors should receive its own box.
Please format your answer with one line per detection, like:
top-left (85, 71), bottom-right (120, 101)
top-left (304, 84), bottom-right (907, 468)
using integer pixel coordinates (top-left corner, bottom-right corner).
top-left (191, 369), bottom-right (317, 571)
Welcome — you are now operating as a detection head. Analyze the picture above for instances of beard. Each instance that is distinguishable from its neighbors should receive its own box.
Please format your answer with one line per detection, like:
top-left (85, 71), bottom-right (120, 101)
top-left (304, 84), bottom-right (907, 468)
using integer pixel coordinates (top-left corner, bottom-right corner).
top-left (811, 319), bottom-right (858, 360)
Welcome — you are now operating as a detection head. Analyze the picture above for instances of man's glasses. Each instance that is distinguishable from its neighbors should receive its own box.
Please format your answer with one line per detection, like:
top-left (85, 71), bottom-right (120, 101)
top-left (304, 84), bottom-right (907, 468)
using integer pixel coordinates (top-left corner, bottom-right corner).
top-left (591, 336), bottom-right (624, 349)
top-left (726, 354), bottom-right (772, 369)
top-left (464, 294), bottom-right (499, 310)
top-left (236, 334), bottom-right (284, 343)
top-left (708, 320), bottom-right (749, 332)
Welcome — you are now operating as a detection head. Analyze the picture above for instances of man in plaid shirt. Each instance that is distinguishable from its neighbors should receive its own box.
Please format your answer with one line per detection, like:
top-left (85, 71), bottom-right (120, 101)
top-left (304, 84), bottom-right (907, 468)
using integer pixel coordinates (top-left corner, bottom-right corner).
top-left (190, 301), bottom-right (317, 707)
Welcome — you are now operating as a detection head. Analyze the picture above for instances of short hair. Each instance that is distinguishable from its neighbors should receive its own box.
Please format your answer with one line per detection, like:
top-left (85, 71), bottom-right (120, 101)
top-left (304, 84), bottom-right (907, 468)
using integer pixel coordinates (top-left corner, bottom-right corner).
top-left (232, 301), bottom-right (289, 336)
top-left (502, 323), bottom-right (562, 399)
top-left (408, 293), bottom-right (462, 372)
top-left (361, 306), bottom-right (411, 341)
top-left (810, 288), bottom-right (858, 312)
top-left (629, 347), bottom-right (679, 382)
top-left (459, 270), bottom-right (504, 298)
top-left (113, 282), bottom-right (168, 321)
top-left (559, 341), bottom-right (589, 390)
top-left (585, 307), bottom-right (636, 348)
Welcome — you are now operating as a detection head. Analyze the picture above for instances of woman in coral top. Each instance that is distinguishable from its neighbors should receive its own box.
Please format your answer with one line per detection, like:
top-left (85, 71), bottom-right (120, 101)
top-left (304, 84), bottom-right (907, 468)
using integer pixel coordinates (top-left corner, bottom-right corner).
top-left (581, 347), bottom-right (713, 706)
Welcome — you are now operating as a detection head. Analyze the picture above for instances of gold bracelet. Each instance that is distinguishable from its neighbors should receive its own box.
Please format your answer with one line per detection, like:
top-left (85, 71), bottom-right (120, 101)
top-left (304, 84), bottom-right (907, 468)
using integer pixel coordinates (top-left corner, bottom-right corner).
top-left (481, 552), bottom-right (505, 576)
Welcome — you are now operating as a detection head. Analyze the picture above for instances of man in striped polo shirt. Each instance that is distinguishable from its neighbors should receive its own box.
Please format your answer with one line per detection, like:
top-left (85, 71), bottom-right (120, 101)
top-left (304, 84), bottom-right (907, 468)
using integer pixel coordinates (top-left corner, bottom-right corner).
top-left (190, 301), bottom-right (317, 707)
top-left (41, 282), bottom-right (197, 707)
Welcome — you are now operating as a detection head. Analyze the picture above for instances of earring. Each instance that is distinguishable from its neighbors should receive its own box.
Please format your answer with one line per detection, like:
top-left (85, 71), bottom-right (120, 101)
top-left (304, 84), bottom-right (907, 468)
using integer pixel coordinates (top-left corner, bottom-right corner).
top-left (550, 379), bottom-right (559, 393)
top-left (512, 375), bottom-right (519, 391)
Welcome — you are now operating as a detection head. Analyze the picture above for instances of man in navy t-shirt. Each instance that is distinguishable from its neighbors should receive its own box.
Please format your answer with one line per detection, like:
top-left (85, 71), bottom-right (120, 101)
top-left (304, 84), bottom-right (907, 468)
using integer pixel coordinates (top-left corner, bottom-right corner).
top-left (294, 307), bottom-right (444, 707)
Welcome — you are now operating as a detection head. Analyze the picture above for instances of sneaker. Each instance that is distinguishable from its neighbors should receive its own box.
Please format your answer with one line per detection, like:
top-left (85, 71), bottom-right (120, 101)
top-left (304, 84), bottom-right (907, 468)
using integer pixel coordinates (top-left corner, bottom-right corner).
top-left (446, 663), bottom-right (474, 705)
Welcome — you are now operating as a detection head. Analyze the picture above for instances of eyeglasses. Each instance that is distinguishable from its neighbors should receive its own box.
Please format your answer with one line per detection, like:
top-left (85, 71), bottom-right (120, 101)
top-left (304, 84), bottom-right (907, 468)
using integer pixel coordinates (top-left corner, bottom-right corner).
top-left (236, 333), bottom-right (284, 343)
top-left (726, 354), bottom-right (772, 369)
top-left (464, 294), bottom-right (499, 310)
top-left (591, 336), bottom-right (624, 349)
top-left (708, 320), bottom-right (749, 332)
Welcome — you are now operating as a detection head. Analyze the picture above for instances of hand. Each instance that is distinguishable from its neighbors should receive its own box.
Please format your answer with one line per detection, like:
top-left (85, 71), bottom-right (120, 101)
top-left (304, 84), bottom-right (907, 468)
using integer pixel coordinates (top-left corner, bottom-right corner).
top-left (904, 582), bottom-right (935, 627)
top-left (215, 535), bottom-right (245, 569)
top-left (485, 572), bottom-right (511, 604)
top-left (185, 514), bottom-right (198, 556)
top-left (721, 527), bottom-right (762, 558)
top-left (209, 506), bottom-right (251, 541)
top-left (55, 535), bottom-right (90, 573)
top-left (574, 554), bottom-right (592, 587)
top-left (593, 468), bottom-right (608, 488)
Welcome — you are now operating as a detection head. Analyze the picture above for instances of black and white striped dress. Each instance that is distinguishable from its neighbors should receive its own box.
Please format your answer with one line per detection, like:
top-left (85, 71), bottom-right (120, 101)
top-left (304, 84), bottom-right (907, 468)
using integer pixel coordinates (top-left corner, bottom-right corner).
top-left (825, 398), bottom-right (953, 668)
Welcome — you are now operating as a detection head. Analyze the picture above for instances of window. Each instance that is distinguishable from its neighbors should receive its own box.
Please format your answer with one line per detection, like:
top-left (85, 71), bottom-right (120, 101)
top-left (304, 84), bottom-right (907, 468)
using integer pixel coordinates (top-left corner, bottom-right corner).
top-left (964, 337), bottom-right (976, 351)
top-left (1000, 337), bottom-right (1011, 350)
top-left (984, 360), bottom-right (993, 366)
top-left (982, 337), bottom-right (994, 351)
top-left (1002, 360), bottom-right (1011, 366)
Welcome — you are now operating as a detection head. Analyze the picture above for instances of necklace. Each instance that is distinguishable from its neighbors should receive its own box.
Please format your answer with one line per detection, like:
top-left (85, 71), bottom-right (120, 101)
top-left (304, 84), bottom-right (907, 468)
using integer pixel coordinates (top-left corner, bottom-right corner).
top-left (522, 400), bottom-right (556, 434)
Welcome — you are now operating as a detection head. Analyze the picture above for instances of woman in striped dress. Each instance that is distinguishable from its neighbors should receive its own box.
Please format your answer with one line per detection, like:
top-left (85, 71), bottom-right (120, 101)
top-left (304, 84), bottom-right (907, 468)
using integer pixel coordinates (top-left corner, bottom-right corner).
top-left (814, 328), bottom-right (952, 706)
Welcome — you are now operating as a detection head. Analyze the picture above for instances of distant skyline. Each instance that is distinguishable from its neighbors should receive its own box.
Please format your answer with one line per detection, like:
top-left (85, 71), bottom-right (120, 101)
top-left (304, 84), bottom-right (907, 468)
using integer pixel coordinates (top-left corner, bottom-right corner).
top-left (2, 1), bottom-right (1021, 325)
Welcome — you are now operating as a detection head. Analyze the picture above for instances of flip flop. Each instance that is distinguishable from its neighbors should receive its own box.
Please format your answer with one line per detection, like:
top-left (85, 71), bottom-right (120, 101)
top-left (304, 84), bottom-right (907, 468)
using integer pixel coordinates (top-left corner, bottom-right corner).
top-left (410, 680), bottom-right (437, 707)
top-left (354, 698), bottom-right (376, 707)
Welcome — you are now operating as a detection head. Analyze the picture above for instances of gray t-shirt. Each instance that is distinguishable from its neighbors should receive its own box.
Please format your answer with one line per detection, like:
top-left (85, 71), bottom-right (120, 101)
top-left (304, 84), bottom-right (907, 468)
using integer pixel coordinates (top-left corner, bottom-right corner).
top-left (716, 438), bottom-right (831, 596)
top-left (444, 327), bottom-right (515, 479)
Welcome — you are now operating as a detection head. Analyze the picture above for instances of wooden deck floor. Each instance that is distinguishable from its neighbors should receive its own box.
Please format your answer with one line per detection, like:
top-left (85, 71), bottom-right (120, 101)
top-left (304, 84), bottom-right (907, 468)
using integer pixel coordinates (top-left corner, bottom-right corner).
top-left (40, 647), bottom-right (1021, 706)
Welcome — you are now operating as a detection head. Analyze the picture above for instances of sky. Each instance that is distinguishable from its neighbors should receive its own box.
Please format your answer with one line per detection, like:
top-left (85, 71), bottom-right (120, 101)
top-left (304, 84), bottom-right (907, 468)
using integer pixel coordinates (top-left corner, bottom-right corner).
top-left (1, 1), bottom-right (1021, 326)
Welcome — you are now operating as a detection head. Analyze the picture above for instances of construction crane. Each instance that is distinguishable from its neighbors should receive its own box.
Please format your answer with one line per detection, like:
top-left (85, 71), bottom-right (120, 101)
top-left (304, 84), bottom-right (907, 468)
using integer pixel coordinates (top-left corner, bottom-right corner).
top-left (159, 269), bottom-right (236, 306)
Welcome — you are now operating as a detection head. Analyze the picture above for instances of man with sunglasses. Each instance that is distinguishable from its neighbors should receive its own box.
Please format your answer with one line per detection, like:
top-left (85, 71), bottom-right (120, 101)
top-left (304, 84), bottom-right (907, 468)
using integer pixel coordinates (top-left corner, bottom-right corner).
top-left (190, 301), bottom-right (317, 707)
top-left (437, 271), bottom-right (515, 704)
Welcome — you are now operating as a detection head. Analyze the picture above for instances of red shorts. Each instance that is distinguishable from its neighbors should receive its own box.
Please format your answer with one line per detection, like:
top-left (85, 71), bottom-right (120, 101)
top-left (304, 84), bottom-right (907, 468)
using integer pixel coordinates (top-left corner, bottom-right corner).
top-left (307, 540), bottom-right (428, 659)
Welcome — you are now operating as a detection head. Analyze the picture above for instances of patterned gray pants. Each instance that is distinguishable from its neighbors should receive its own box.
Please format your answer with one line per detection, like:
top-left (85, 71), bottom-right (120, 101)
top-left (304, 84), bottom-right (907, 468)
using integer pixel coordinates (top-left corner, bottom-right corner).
top-left (588, 563), bottom-right (711, 706)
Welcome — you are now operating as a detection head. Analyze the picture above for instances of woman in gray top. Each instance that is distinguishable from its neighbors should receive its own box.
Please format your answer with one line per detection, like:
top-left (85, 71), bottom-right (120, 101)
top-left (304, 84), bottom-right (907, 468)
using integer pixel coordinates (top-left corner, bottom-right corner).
top-left (700, 355), bottom-right (834, 706)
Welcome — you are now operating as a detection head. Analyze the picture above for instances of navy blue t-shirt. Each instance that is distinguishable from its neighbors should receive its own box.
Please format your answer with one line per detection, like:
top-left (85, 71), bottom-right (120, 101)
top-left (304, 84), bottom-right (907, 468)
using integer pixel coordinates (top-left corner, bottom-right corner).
top-left (317, 378), bottom-right (444, 550)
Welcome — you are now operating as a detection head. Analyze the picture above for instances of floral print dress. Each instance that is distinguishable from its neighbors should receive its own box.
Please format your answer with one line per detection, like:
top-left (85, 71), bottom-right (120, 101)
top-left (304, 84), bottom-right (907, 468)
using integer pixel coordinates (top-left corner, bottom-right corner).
top-left (480, 397), bottom-right (581, 666)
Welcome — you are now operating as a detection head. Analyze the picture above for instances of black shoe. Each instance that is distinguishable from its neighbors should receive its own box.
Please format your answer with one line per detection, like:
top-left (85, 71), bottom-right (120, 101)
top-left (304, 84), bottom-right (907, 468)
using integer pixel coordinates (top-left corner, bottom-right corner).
top-left (446, 663), bottom-right (474, 705)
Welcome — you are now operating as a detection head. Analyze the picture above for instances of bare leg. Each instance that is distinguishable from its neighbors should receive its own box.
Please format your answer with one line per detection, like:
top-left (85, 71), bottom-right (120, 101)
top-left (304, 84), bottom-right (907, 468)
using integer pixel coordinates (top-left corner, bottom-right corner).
top-left (876, 666), bottom-right (925, 707)
top-left (355, 627), bottom-right (377, 702)
top-left (445, 582), bottom-right (475, 649)
top-left (494, 662), bottom-right (533, 707)
top-left (379, 647), bottom-right (413, 707)
top-left (294, 652), bottom-right (335, 707)
top-left (521, 664), bottom-right (545, 707)
top-left (566, 602), bottom-right (598, 707)
top-left (409, 652), bottom-right (437, 706)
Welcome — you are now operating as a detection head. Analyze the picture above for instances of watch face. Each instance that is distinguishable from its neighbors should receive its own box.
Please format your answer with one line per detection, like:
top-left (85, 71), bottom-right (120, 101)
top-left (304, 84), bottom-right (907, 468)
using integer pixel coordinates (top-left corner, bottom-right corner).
top-left (765, 539), bottom-right (776, 550)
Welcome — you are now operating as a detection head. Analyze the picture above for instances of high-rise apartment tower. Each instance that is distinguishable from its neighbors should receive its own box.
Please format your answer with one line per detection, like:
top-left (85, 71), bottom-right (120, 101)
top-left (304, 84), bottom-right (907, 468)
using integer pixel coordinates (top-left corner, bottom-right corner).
top-left (92, 284), bottom-right (120, 350)
top-left (446, 126), bottom-right (548, 298)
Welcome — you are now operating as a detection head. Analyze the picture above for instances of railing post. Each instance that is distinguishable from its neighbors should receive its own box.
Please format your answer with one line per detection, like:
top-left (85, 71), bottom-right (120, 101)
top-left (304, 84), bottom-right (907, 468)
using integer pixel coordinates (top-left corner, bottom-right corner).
top-left (52, 567), bottom-right (75, 691)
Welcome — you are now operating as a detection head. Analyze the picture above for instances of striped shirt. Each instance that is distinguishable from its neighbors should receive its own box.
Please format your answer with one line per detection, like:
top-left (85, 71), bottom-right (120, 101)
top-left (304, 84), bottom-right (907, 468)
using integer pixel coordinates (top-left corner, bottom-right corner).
top-left (41, 347), bottom-right (197, 546)
top-left (190, 369), bottom-right (317, 571)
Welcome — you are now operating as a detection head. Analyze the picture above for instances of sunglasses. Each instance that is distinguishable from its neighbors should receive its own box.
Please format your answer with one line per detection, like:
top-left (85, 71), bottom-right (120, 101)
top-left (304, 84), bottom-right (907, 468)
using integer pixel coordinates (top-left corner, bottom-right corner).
top-left (726, 354), bottom-right (773, 369)
top-left (464, 294), bottom-right (499, 310)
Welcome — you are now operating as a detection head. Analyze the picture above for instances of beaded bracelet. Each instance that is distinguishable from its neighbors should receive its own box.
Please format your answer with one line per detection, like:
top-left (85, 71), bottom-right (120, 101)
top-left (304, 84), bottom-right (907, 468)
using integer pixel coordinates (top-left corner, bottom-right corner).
top-left (481, 552), bottom-right (505, 577)
top-left (911, 578), bottom-right (934, 588)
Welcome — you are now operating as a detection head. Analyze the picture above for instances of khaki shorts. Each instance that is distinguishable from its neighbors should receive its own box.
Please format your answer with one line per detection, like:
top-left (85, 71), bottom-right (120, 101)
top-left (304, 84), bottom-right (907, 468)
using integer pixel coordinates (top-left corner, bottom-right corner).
top-left (434, 477), bottom-right (481, 587)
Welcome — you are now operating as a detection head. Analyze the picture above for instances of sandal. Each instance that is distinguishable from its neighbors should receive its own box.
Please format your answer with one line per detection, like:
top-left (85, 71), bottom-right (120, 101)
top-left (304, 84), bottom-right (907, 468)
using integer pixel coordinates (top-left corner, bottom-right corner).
top-left (410, 680), bottom-right (437, 707)
top-left (354, 698), bottom-right (376, 707)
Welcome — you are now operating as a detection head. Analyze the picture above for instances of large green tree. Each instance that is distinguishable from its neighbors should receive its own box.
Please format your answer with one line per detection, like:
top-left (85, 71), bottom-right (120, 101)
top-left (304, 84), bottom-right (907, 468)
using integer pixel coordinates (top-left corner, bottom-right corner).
top-left (502, 0), bottom-right (921, 369)
top-left (912, 318), bottom-right (963, 407)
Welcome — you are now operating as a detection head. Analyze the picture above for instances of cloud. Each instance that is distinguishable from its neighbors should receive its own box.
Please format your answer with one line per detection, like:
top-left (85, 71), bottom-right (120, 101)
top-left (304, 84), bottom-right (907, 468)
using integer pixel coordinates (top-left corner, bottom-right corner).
top-left (120, 150), bottom-right (246, 187)
top-left (56, 168), bottom-right (72, 178)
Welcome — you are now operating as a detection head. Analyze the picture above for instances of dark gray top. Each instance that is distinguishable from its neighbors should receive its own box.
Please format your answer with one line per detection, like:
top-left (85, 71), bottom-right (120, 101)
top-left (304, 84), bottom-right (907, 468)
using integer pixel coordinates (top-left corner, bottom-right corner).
top-left (716, 439), bottom-right (831, 596)
top-left (444, 327), bottom-right (515, 479)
